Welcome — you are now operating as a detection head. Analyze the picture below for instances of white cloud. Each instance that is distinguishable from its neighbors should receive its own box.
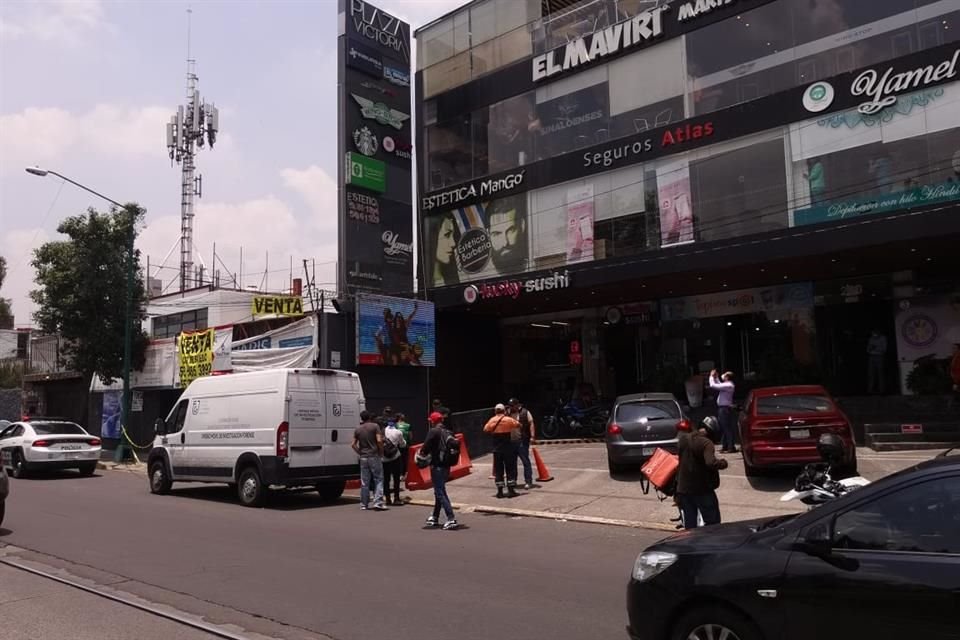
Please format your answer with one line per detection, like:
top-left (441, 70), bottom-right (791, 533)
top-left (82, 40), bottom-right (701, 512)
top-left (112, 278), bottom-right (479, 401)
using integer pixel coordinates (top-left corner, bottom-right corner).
top-left (0, 0), bottom-right (108, 45)
top-left (0, 104), bottom-right (171, 166)
top-left (0, 227), bottom-right (51, 328)
top-left (138, 164), bottom-right (340, 298)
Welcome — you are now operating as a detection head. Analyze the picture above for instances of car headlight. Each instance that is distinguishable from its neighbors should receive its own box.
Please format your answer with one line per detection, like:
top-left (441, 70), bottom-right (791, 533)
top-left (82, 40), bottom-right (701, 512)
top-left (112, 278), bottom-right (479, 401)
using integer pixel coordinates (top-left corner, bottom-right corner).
top-left (632, 551), bottom-right (678, 582)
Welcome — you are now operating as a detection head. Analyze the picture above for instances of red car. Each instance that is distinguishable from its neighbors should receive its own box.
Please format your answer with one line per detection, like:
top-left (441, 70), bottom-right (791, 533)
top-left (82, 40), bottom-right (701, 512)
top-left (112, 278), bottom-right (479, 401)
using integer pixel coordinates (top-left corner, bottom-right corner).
top-left (738, 385), bottom-right (857, 476)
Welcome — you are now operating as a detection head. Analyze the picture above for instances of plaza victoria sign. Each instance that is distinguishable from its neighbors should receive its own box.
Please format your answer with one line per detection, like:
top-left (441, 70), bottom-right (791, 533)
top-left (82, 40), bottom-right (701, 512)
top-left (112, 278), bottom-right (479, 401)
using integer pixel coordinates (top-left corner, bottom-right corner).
top-left (347, 0), bottom-right (409, 62)
top-left (463, 271), bottom-right (571, 304)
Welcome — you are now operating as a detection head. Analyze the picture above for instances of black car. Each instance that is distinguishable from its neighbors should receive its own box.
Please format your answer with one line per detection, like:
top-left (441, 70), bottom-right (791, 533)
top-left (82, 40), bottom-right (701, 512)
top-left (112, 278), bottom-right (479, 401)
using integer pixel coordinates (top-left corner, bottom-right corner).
top-left (606, 393), bottom-right (689, 474)
top-left (627, 452), bottom-right (960, 640)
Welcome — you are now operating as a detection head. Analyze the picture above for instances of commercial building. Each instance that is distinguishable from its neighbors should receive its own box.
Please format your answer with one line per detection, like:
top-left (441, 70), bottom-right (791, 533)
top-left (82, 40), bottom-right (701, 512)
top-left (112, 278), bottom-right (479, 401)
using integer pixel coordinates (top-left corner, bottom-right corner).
top-left (414, 0), bottom-right (960, 413)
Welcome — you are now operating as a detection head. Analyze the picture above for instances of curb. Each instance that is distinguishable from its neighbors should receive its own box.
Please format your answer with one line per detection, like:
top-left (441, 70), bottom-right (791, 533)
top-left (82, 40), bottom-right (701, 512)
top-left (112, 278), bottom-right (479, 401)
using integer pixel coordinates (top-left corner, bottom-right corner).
top-left (533, 438), bottom-right (604, 446)
top-left (405, 498), bottom-right (674, 532)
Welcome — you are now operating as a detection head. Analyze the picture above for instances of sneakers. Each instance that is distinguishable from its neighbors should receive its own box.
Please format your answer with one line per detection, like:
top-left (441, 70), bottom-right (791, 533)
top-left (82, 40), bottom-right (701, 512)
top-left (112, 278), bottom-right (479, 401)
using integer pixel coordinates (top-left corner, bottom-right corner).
top-left (523, 483), bottom-right (532, 490)
top-left (425, 516), bottom-right (439, 527)
top-left (442, 520), bottom-right (459, 530)
top-left (374, 503), bottom-right (389, 511)
top-left (360, 505), bottom-right (369, 511)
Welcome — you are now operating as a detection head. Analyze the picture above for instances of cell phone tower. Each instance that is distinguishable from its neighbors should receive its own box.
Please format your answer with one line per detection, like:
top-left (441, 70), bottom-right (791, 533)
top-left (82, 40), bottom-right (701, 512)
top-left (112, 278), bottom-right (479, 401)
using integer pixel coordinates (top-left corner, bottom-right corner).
top-left (166, 8), bottom-right (219, 292)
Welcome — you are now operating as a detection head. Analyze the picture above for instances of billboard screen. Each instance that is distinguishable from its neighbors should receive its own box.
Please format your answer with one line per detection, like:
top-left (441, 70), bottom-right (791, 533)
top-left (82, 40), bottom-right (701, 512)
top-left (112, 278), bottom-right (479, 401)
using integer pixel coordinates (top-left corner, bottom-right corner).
top-left (356, 294), bottom-right (435, 366)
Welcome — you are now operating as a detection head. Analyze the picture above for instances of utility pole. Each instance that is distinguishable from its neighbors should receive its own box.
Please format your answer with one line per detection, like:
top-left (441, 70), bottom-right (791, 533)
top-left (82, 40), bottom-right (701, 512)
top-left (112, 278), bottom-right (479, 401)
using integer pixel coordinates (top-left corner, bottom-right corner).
top-left (167, 8), bottom-right (219, 292)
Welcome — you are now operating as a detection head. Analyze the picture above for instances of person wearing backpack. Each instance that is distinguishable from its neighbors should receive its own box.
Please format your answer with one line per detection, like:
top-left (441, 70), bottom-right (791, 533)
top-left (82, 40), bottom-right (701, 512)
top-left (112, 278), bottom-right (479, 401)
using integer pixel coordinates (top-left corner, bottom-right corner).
top-left (420, 411), bottom-right (459, 530)
top-left (508, 397), bottom-right (537, 489)
top-left (483, 403), bottom-right (522, 498)
top-left (383, 420), bottom-right (407, 506)
top-left (676, 416), bottom-right (728, 529)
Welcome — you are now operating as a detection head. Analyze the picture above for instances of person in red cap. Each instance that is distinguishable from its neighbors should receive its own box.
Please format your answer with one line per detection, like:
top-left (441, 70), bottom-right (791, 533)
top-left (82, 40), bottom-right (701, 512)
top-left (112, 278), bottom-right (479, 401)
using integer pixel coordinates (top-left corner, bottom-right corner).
top-left (420, 411), bottom-right (458, 529)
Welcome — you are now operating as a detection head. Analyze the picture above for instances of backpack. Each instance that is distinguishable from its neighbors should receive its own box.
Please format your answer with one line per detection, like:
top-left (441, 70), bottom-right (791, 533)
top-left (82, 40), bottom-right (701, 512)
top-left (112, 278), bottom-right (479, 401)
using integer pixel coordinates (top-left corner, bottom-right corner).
top-left (383, 436), bottom-right (398, 459)
top-left (438, 428), bottom-right (460, 466)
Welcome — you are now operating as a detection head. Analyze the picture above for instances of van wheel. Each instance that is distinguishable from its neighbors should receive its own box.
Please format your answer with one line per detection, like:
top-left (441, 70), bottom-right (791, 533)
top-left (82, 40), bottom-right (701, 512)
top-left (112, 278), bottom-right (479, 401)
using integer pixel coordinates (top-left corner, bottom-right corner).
top-left (238, 466), bottom-right (266, 507)
top-left (317, 480), bottom-right (346, 503)
top-left (149, 459), bottom-right (172, 495)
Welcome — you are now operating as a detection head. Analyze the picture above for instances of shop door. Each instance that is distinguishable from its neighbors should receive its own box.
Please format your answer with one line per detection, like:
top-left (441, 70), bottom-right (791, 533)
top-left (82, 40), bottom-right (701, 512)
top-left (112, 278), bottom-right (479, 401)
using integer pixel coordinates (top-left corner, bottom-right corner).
top-left (723, 313), bottom-right (797, 386)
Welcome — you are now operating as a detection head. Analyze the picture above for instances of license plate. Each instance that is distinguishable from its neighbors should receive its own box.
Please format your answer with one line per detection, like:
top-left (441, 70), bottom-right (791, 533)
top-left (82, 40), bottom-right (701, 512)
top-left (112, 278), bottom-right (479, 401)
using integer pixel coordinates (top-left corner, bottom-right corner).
top-left (790, 429), bottom-right (811, 439)
top-left (642, 447), bottom-right (656, 456)
top-left (60, 445), bottom-right (82, 450)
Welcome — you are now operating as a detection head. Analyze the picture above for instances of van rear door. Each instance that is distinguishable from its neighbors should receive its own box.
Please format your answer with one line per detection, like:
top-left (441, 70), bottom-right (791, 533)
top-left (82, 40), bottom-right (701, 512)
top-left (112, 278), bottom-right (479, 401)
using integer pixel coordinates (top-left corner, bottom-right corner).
top-left (324, 373), bottom-right (364, 472)
top-left (287, 372), bottom-right (327, 469)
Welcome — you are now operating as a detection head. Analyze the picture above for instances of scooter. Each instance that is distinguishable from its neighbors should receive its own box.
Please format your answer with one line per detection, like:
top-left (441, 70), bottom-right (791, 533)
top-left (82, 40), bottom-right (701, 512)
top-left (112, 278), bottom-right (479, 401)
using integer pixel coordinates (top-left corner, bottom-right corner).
top-left (780, 433), bottom-right (870, 509)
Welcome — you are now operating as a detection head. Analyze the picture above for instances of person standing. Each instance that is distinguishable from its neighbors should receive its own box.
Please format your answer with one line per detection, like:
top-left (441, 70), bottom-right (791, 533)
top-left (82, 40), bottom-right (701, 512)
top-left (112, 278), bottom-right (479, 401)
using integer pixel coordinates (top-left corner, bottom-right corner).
top-left (395, 411), bottom-right (412, 474)
top-left (420, 412), bottom-right (458, 530)
top-left (509, 397), bottom-right (536, 489)
top-left (431, 398), bottom-right (452, 430)
top-left (382, 420), bottom-right (407, 506)
top-left (866, 328), bottom-right (888, 395)
top-left (709, 369), bottom-right (737, 453)
top-left (352, 410), bottom-right (387, 511)
top-left (676, 417), bottom-right (728, 529)
top-left (483, 403), bottom-right (521, 498)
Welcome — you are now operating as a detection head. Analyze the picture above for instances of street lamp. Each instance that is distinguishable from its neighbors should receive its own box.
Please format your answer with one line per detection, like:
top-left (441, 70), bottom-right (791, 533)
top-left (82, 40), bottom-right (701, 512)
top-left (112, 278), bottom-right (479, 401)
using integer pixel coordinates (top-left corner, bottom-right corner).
top-left (25, 166), bottom-right (136, 463)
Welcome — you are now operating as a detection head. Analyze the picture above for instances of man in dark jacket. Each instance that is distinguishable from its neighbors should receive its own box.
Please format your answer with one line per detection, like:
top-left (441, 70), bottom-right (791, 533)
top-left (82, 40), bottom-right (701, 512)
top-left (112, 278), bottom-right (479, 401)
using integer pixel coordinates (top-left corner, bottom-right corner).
top-left (420, 411), bottom-right (458, 530)
top-left (676, 416), bottom-right (728, 529)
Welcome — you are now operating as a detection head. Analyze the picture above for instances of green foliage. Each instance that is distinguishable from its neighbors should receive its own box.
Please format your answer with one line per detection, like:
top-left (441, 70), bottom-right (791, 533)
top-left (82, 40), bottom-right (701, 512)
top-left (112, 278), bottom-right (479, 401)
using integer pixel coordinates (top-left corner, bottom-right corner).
top-left (0, 256), bottom-right (13, 329)
top-left (30, 205), bottom-right (149, 384)
top-left (905, 355), bottom-right (952, 396)
top-left (0, 360), bottom-right (24, 389)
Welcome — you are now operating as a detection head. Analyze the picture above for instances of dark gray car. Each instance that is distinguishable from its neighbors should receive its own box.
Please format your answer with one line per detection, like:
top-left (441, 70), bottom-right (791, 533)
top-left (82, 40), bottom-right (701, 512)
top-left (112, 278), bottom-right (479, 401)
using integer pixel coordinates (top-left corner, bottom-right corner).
top-left (605, 393), bottom-right (687, 474)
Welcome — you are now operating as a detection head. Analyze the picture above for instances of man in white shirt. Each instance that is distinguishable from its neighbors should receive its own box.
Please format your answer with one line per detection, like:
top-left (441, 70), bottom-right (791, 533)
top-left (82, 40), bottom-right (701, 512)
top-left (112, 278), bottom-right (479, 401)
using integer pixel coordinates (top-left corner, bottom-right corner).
top-left (382, 421), bottom-right (407, 506)
top-left (709, 369), bottom-right (737, 454)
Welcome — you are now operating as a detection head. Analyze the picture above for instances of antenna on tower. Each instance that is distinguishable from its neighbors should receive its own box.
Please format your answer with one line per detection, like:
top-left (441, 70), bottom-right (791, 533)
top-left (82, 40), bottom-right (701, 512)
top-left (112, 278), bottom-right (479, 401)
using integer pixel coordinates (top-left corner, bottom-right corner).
top-left (166, 6), bottom-right (219, 292)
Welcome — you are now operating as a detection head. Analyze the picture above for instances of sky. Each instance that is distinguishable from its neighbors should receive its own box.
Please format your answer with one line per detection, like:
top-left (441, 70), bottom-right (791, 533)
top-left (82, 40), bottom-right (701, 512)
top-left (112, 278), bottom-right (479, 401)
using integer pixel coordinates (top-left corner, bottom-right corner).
top-left (0, 0), bottom-right (462, 328)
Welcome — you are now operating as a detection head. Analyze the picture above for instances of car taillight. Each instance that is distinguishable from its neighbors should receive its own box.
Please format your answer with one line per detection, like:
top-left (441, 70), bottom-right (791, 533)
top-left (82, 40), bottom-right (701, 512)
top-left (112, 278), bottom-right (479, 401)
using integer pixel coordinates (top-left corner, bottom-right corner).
top-left (32, 439), bottom-right (50, 448)
top-left (607, 423), bottom-right (622, 435)
top-left (277, 421), bottom-right (289, 457)
top-left (676, 419), bottom-right (691, 432)
top-left (88, 438), bottom-right (101, 446)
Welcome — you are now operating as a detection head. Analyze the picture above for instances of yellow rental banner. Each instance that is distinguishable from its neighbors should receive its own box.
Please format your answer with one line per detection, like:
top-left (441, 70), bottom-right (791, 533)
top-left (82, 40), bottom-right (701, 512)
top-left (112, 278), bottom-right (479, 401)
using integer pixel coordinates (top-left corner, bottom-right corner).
top-left (178, 328), bottom-right (215, 387)
top-left (251, 295), bottom-right (304, 317)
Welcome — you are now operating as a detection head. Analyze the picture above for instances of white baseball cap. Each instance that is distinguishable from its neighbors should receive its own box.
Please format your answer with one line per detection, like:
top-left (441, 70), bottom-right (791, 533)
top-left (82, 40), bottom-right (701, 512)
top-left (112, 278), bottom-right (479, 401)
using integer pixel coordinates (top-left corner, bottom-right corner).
top-left (494, 403), bottom-right (506, 412)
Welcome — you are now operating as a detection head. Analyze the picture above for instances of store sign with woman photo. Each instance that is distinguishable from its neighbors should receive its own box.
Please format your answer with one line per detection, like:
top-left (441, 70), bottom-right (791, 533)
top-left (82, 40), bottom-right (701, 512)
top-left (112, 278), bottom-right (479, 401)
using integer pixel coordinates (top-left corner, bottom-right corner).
top-left (657, 158), bottom-right (695, 246)
top-left (425, 193), bottom-right (529, 287)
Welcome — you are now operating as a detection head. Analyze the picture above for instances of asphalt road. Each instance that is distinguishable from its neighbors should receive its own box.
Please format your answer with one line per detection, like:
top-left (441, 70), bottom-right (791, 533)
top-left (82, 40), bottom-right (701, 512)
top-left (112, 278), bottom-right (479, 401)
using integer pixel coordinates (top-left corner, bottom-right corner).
top-left (0, 469), bottom-right (663, 640)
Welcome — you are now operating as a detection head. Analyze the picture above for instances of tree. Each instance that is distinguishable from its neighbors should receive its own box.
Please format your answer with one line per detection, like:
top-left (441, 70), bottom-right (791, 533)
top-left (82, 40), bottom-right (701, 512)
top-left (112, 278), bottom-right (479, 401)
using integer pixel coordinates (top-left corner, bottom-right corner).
top-left (0, 256), bottom-right (13, 329)
top-left (30, 205), bottom-right (149, 383)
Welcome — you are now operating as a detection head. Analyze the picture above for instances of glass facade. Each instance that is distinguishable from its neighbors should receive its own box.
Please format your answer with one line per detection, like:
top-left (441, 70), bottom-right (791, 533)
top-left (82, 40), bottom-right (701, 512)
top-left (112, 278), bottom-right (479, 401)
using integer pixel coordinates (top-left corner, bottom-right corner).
top-left (421, 0), bottom-right (958, 188)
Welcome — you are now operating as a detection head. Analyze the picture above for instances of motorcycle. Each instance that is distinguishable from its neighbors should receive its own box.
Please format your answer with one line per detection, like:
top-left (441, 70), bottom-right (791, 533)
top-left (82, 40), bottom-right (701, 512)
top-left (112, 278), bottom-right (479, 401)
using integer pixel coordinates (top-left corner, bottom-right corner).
top-left (540, 399), bottom-right (610, 439)
top-left (780, 433), bottom-right (870, 509)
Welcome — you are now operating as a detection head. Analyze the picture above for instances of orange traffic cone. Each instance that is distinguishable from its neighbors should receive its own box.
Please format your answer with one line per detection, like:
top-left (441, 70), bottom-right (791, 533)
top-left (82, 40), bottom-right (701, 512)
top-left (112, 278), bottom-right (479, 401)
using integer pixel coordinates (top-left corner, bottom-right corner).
top-left (532, 446), bottom-right (554, 482)
top-left (346, 479), bottom-right (361, 490)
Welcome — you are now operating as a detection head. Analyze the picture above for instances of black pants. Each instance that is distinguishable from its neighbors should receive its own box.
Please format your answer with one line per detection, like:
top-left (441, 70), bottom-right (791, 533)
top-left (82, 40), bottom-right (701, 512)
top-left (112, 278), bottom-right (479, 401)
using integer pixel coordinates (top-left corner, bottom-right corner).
top-left (493, 440), bottom-right (519, 488)
top-left (383, 457), bottom-right (403, 499)
top-left (677, 491), bottom-right (721, 529)
top-left (718, 406), bottom-right (736, 452)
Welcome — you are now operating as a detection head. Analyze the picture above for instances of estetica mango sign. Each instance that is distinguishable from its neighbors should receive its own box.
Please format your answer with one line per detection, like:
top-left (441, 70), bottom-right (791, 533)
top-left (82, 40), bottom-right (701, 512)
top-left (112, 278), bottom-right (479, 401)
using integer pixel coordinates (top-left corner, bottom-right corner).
top-left (251, 296), bottom-right (305, 317)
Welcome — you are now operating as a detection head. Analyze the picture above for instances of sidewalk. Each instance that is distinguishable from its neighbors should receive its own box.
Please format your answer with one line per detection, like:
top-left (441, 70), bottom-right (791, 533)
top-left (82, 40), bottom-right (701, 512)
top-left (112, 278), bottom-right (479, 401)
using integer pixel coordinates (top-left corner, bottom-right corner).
top-left (0, 564), bottom-right (216, 640)
top-left (390, 443), bottom-right (942, 529)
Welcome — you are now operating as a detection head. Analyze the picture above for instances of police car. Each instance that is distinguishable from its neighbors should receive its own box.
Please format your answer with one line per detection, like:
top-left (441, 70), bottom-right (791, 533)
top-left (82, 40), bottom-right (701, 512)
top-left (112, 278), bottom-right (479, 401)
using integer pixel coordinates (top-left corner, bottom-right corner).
top-left (0, 418), bottom-right (102, 478)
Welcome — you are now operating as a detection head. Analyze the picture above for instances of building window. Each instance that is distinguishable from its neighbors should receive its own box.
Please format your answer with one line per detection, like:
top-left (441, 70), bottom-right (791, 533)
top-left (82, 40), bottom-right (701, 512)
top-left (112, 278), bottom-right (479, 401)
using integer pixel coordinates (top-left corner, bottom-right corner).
top-left (426, 115), bottom-right (474, 190)
top-left (152, 308), bottom-right (209, 338)
top-left (689, 138), bottom-right (789, 243)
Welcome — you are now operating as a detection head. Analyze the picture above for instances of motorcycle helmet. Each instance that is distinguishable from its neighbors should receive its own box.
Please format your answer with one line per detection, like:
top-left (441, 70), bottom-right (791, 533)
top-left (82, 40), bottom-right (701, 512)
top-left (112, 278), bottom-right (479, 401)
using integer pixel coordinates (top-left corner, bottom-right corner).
top-left (816, 433), bottom-right (846, 466)
top-left (701, 416), bottom-right (719, 434)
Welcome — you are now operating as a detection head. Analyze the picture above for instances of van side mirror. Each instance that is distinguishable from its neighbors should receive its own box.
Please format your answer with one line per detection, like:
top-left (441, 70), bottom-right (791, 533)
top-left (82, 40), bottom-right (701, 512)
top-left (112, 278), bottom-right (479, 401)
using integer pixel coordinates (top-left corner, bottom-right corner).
top-left (154, 418), bottom-right (166, 436)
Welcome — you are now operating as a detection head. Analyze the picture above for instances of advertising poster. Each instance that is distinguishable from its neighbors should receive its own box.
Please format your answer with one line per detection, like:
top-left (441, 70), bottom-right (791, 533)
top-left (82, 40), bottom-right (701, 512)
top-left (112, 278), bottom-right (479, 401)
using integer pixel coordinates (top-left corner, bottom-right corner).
top-left (101, 390), bottom-right (121, 439)
top-left (177, 328), bottom-right (215, 388)
top-left (533, 84), bottom-right (609, 160)
top-left (566, 184), bottom-right (595, 263)
top-left (657, 159), bottom-right (695, 247)
top-left (425, 193), bottom-right (529, 287)
top-left (356, 294), bottom-right (435, 367)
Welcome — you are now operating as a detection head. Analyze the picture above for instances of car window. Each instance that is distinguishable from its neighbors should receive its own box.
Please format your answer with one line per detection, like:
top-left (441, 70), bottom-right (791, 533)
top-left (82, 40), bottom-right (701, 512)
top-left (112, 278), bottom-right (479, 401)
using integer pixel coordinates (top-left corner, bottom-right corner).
top-left (31, 422), bottom-right (86, 435)
top-left (616, 400), bottom-right (680, 422)
top-left (756, 395), bottom-right (834, 415)
top-left (0, 425), bottom-right (16, 439)
top-left (168, 401), bottom-right (189, 434)
top-left (832, 477), bottom-right (960, 554)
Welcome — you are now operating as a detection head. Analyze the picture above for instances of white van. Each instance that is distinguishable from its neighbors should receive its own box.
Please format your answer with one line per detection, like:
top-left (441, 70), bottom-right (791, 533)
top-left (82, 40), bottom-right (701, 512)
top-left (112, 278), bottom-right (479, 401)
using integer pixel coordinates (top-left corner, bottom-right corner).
top-left (147, 368), bottom-right (364, 507)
